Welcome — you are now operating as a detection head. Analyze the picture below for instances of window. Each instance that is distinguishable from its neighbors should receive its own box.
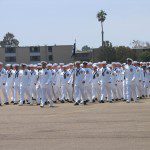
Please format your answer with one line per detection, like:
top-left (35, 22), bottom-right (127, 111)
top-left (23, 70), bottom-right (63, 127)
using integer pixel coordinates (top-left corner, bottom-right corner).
top-left (5, 56), bottom-right (16, 62)
top-left (30, 56), bottom-right (41, 61)
top-left (48, 46), bottom-right (53, 52)
top-left (5, 47), bottom-right (16, 53)
top-left (49, 55), bottom-right (53, 61)
top-left (30, 47), bottom-right (40, 53)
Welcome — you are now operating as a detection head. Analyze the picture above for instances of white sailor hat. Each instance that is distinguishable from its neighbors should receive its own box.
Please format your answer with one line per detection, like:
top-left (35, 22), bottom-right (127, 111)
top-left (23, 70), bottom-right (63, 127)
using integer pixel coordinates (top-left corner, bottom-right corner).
top-left (53, 63), bottom-right (58, 67)
top-left (69, 63), bottom-right (74, 66)
top-left (111, 62), bottom-right (116, 65)
top-left (92, 64), bottom-right (97, 68)
top-left (59, 63), bottom-right (64, 66)
top-left (88, 62), bottom-right (93, 65)
top-left (20, 63), bottom-right (27, 66)
top-left (107, 64), bottom-right (111, 67)
top-left (93, 63), bottom-right (97, 66)
top-left (5, 64), bottom-right (11, 67)
top-left (46, 63), bottom-right (52, 67)
top-left (97, 62), bottom-right (102, 65)
top-left (133, 61), bottom-right (138, 64)
top-left (29, 64), bottom-right (34, 67)
top-left (33, 64), bottom-right (37, 67)
top-left (0, 62), bottom-right (3, 65)
top-left (12, 64), bottom-right (19, 67)
top-left (126, 58), bottom-right (133, 62)
top-left (102, 61), bottom-right (107, 64)
top-left (37, 63), bottom-right (42, 66)
top-left (75, 61), bottom-right (80, 64)
top-left (63, 65), bottom-right (68, 68)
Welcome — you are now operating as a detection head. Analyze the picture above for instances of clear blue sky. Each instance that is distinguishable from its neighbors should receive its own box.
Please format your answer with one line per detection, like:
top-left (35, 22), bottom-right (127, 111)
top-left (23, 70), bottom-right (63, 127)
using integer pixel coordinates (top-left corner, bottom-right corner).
top-left (0, 0), bottom-right (150, 49)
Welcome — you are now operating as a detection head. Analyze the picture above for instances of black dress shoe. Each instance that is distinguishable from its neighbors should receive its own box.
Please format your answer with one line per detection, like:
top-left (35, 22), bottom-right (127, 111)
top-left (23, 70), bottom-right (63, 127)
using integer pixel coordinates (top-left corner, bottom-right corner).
top-left (65, 99), bottom-right (69, 102)
top-left (74, 102), bottom-right (79, 106)
top-left (53, 101), bottom-right (57, 103)
top-left (0, 103), bottom-right (2, 106)
top-left (61, 100), bottom-right (65, 103)
top-left (86, 100), bottom-right (89, 103)
top-left (4, 102), bottom-right (9, 105)
top-left (23, 101), bottom-right (25, 104)
top-left (11, 101), bottom-right (14, 104)
top-left (109, 101), bottom-right (113, 103)
top-left (93, 99), bottom-right (96, 103)
top-left (83, 101), bottom-right (87, 105)
top-left (14, 102), bottom-right (18, 105)
top-left (101, 100), bottom-right (105, 103)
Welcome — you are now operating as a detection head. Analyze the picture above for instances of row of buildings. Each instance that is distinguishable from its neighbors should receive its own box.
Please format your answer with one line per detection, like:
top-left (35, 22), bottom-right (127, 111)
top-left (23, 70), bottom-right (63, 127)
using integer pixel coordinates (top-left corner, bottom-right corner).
top-left (0, 45), bottom-right (149, 64)
top-left (0, 45), bottom-right (73, 64)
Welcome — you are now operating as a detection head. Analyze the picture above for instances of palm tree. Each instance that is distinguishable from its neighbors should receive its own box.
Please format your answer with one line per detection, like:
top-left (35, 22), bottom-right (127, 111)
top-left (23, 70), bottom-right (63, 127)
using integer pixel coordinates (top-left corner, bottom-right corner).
top-left (97, 10), bottom-right (107, 47)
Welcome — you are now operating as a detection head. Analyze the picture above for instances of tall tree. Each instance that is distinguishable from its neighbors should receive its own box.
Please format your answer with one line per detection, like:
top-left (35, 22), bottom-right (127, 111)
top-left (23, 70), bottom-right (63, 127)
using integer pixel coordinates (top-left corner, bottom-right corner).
top-left (0, 32), bottom-right (19, 47)
top-left (97, 10), bottom-right (107, 47)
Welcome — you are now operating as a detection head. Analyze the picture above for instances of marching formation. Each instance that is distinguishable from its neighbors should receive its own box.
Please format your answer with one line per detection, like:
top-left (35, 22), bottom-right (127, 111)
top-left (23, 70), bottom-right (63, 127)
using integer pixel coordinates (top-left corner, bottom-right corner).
top-left (0, 58), bottom-right (149, 107)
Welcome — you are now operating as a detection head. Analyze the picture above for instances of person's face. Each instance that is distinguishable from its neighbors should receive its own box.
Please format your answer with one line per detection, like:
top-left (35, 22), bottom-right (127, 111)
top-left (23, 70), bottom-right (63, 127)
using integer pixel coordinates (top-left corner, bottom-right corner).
top-left (63, 67), bottom-right (67, 71)
top-left (83, 64), bottom-right (87, 68)
top-left (76, 63), bottom-right (80, 68)
top-left (30, 67), bottom-right (34, 71)
top-left (102, 64), bottom-right (106, 68)
top-left (6, 66), bottom-right (11, 70)
top-left (112, 64), bottom-right (116, 69)
top-left (60, 65), bottom-right (63, 69)
top-left (127, 61), bottom-right (132, 66)
top-left (47, 66), bottom-right (52, 70)
top-left (42, 64), bottom-right (46, 69)
top-left (22, 66), bottom-right (26, 70)
top-left (94, 67), bottom-right (97, 71)
top-left (70, 65), bottom-right (73, 69)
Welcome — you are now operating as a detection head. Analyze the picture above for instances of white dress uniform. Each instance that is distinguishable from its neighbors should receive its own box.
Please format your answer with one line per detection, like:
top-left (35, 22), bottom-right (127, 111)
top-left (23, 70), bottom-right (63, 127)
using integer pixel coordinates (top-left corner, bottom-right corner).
top-left (122, 69), bottom-right (127, 100)
top-left (38, 68), bottom-right (53, 107)
top-left (135, 66), bottom-right (144, 98)
top-left (46, 69), bottom-right (54, 106)
top-left (6, 69), bottom-right (15, 102)
top-left (92, 69), bottom-right (101, 101)
top-left (143, 69), bottom-right (150, 97)
top-left (19, 69), bottom-right (31, 105)
top-left (69, 67), bottom-right (86, 104)
top-left (0, 68), bottom-right (8, 104)
top-left (100, 67), bottom-right (112, 102)
top-left (53, 69), bottom-right (61, 100)
top-left (30, 69), bottom-right (38, 101)
top-left (84, 68), bottom-right (93, 102)
top-left (13, 69), bottom-right (20, 103)
top-left (116, 68), bottom-right (124, 100)
top-left (124, 64), bottom-right (137, 102)
top-left (110, 69), bottom-right (118, 100)
top-left (36, 70), bottom-right (42, 104)
top-left (60, 70), bottom-right (71, 101)
top-left (67, 68), bottom-right (74, 101)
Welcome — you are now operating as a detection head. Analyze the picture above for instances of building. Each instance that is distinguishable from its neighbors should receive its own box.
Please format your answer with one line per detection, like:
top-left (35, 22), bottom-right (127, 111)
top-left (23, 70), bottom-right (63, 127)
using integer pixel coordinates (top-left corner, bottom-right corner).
top-left (0, 45), bottom-right (73, 64)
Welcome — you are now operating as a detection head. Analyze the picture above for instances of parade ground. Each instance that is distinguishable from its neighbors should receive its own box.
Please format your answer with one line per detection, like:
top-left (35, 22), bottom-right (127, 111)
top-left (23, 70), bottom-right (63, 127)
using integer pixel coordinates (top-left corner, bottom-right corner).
top-left (0, 99), bottom-right (150, 150)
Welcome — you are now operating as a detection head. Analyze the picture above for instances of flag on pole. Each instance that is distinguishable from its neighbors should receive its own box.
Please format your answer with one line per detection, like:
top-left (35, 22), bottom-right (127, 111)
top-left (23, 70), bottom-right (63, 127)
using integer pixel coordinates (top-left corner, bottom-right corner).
top-left (71, 39), bottom-right (76, 57)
